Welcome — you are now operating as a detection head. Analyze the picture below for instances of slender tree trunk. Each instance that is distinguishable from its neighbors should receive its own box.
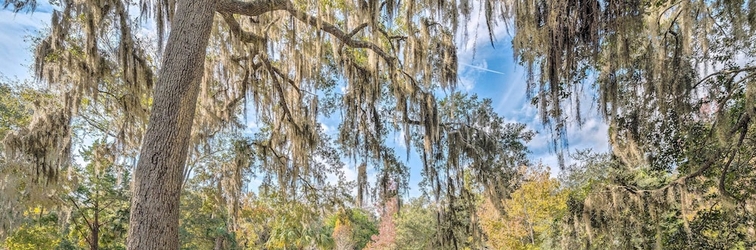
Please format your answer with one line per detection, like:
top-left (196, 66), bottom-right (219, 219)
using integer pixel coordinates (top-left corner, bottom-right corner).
top-left (91, 200), bottom-right (99, 250)
top-left (126, 0), bottom-right (217, 248)
top-left (213, 235), bottom-right (224, 250)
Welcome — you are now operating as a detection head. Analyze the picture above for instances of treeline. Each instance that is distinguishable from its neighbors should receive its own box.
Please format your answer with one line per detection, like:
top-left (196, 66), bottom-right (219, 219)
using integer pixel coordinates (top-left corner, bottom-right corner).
top-left (4, 147), bottom-right (754, 249)
top-left (2, 80), bottom-right (753, 249)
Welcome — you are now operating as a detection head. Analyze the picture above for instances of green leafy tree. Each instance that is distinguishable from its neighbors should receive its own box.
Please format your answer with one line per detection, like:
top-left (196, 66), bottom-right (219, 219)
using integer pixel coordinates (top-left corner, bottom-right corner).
top-left (178, 187), bottom-right (237, 250)
top-left (2, 141), bottom-right (132, 250)
top-left (239, 191), bottom-right (331, 249)
top-left (407, 93), bottom-right (532, 248)
top-left (478, 165), bottom-right (567, 250)
top-left (509, 0), bottom-right (756, 168)
top-left (0, 80), bottom-right (36, 236)
top-left (394, 197), bottom-right (438, 250)
top-left (325, 209), bottom-right (378, 250)
top-left (2, 209), bottom-right (62, 250)
top-left (66, 141), bottom-right (131, 250)
top-left (0, 80), bottom-right (32, 137)
top-left (504, 0), bottom-right (756, 247)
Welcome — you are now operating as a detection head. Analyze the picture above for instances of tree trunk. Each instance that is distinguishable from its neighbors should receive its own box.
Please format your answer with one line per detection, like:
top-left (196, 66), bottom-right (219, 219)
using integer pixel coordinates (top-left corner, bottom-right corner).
top-left (91, 199), bottom-right (99, 250)
top-left (213, 235), bottom-right (224, 250)
top-left (126, 0), bottom-right (217, 248)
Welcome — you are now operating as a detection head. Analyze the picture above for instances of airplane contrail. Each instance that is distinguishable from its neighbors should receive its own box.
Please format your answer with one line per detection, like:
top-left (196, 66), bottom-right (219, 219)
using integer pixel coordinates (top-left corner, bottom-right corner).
top-left (460, 63), bottom-right (507, 75)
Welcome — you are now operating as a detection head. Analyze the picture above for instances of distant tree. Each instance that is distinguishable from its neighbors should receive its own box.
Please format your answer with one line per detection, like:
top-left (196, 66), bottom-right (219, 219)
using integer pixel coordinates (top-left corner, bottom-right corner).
top-left (507, 0), bottom-right (756, 247)
top-left (324, 208), bottom-right (379, 250)
top-left (0, 80), bottom-right (37, 236)
top-left (66, 141), bottom-right (131, 250)
top-left (366, 197), bottom-right (398, 250)
top-left (510, 0), bottom-right (756, 190)
top-left (478, 165), bottom-right (567, 250)
top-left (395, 197), bottom-right (437, 250)
top-left (2, 141), bottom-right (132, 250)
top-left (332, 216), bottom-right (356, 250)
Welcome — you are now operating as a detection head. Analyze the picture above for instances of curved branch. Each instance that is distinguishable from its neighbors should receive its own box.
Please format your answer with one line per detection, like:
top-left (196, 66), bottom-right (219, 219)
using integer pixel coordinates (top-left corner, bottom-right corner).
top-left (217, 0), bottom-right (289, 17)
top-left (260, 56), bottom-right (303, 134)
top-left (347, 23), bottom-right (369, 39)
top-left (284, 6), bottom-right (396, 64)
top-left (693, 66), bottom-right (756, 89)
top-left (220, 13), bottom-right (266, 45)
top-left (719, 114), bottom-right (749, 201)
top-left (620, 112), bottom-right (752, 194)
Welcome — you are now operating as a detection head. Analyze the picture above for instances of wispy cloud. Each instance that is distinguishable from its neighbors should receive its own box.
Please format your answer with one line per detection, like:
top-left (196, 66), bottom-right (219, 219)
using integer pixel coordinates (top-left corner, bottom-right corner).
top-left (525, 101), bottom-right (610, 172)
top-left (460, 62), bottom-right (506, 75)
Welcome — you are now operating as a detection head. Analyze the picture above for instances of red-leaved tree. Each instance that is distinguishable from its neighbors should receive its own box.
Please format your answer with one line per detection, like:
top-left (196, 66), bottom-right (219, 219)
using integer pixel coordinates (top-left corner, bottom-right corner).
top-left (366, 197), bottom-right (398, 249)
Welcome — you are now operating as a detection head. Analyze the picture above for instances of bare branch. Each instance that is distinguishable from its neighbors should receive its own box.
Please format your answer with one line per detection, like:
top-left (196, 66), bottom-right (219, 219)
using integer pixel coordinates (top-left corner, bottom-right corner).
top-left (693, 66), bottom-right (756, 89)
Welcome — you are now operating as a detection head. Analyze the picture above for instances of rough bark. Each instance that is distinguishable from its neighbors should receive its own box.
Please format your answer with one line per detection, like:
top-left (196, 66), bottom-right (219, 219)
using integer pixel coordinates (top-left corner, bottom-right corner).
top-left (126, 0), bottom-right (217, 248)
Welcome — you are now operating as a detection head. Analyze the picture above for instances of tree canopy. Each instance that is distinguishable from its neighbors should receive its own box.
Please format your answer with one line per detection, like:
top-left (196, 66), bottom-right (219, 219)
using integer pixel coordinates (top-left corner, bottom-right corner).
top-left (0, 0), bottom-right (755, 248)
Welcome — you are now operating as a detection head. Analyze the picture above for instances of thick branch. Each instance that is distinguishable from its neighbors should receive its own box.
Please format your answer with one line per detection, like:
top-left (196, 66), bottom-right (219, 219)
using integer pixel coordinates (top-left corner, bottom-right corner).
top-left (220, 13), bottom-right (266, 45)
top-left (347, 23), bottom-right (369, 39)
top-left (284, 6), bottom-right (395, 64)
top-left (218, 0), bottom-right (397, 75)
top-left (217, 0), bottom-right (289, 16)
top-left (68, 197), bottom-right (95, 233)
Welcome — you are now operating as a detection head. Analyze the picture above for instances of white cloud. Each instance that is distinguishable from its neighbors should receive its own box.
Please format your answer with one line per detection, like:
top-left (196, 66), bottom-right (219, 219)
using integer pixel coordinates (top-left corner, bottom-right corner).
top-left (320, 123), bottom-right (331, 134)
top-left (516, 87), bottom-right (610, 174)
top-left (340, 164), bottom-right (358, 183)
top-left (392, 129), bottom-right (407, 149)
top-left (325, 161), bottom-right (358, 185)
top-left (456, 4), bottom-right (509, 63)
top-left (458, 70), bottom-right (479, 92)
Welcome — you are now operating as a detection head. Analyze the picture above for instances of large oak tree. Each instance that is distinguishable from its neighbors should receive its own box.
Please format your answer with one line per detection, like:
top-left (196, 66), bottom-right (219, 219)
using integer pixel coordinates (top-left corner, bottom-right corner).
top-left (2, 0), bottom-right (523, 248)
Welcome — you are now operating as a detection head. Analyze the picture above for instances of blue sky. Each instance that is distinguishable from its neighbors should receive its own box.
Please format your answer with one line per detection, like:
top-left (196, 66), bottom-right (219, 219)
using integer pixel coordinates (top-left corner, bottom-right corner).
top-left (458, 41), bottom-right (610, 167)
top-left (0, 5), bottom-right (609, 197)
top-left (0, 3), bottom-right (52, 80)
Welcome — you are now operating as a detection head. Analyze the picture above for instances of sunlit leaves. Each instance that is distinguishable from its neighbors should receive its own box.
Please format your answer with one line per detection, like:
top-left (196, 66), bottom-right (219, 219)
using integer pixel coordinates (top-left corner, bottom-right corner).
top-left (2, 210), bottom-right (61, 250)
top-left (478, 165), bottom-right (567, 250)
